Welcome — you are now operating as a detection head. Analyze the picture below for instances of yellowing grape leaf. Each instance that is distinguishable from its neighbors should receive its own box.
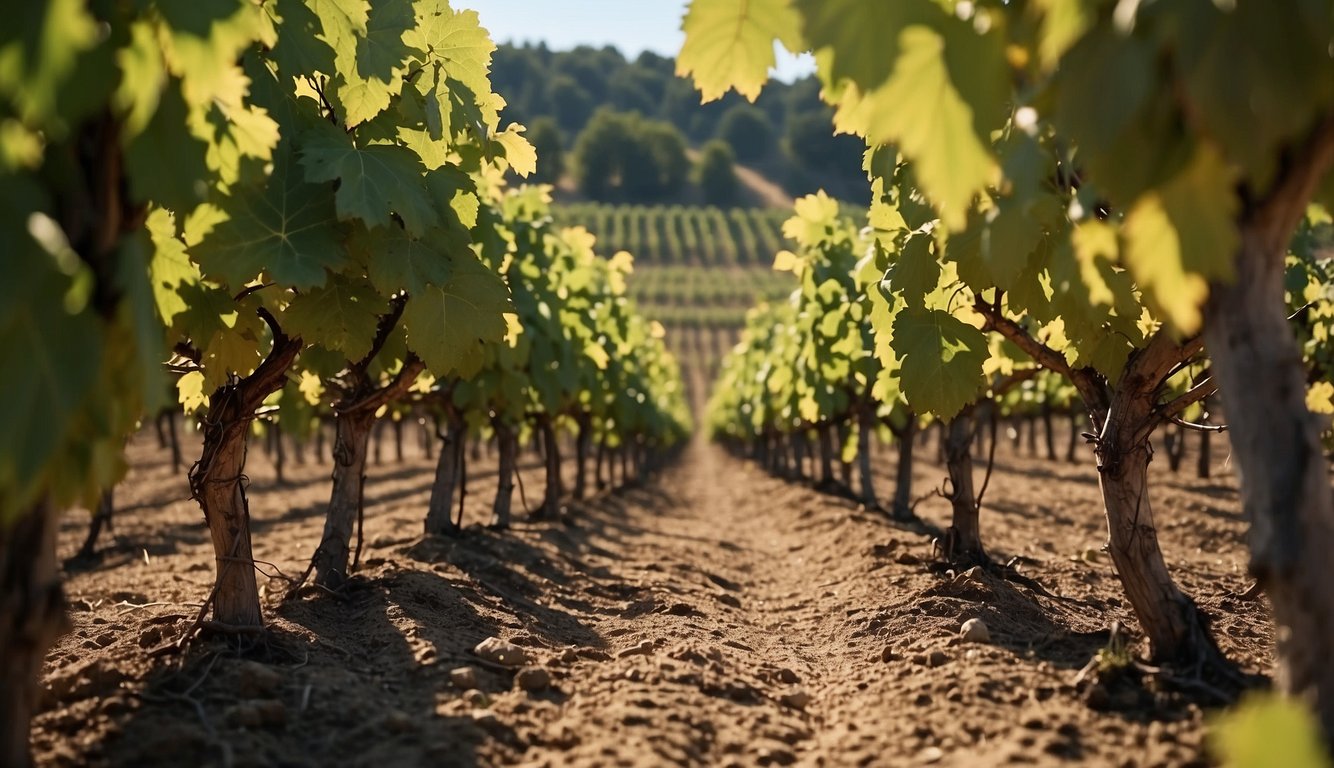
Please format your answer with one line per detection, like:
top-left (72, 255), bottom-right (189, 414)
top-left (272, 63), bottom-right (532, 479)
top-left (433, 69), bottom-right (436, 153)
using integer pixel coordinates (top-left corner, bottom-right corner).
top-left (677, 0), bottom-right (803, 102)
top-left (1123, 144), bottom-right (1238, 333)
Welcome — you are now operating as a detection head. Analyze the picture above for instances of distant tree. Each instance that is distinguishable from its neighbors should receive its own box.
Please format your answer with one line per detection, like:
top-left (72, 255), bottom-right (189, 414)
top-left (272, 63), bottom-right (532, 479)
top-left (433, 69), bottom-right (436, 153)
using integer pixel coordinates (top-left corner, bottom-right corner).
top-left (528, 117), bottom-right (565, 184)
top-left (717, 104), bottom-right (775, 162)
top-left (573, 110), bottom-right (689, 202)
top-left (549, 75), bottom-right (594, 135)
top-left (696, 140), bottom-right (741, 207)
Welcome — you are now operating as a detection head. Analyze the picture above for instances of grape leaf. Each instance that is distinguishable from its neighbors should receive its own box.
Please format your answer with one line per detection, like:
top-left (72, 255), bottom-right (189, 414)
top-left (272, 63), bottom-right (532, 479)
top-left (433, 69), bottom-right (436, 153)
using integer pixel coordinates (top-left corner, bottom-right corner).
top-left (190, 147), bottom-right (346, 290)
top-left (677, 0), bottom-right (803, 102)
top-left (892, 306), bottom-right (988, 420)
top-left (0, 0), bottom-right (99, 124)
top-left (283, 273), bottom-right (387, 360)
top-left (402, 251), bottom-right (512, 378)
top-left (300, 125), bottom-right (437, 235)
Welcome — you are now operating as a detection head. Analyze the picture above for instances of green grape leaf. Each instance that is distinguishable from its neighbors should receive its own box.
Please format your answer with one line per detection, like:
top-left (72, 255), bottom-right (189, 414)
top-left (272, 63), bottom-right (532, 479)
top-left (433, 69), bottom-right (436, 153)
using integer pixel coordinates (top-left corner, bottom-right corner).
top-left (884, 232), bottom-right (940, 308)
top-left (1209, 693), bottom-right (1332, 768)
top-left (124, 79), bottom-right (211, 210)
top-left (354, 224), bottom-right (453, 295)
top-left (796, 0), bottom-right (936, 93)
top-left (146, 208), bottom-right (201, 326)
top-left (1173, 1), bottom-right (1334, 191)
top-left (283, 274), bottom-right (387, 360)
top-left (0, 0), bottom-right (100, 124)
top-left (677, 0), bottom-right (804, 102)
top-left (334, 0), bottom-right (414, 125)
top-left (1123, 143), bottom-right (1238, 333)
top-left (300, 125), bottom-right (437, 234)
top-left (494, 123), bottom-right (537, 177)
top-left (406, 2), bottom-right (495, 102)
top-left (0, 250), bottom-right (101, 523)
top-left (893, 307), bottom-right (988, 419)
top-left (190, 148), bottom-right (346, 290)
top-left (829, 23), bottom-right (1002, 230)
top-left (402, 251), bottom-right (512, 378)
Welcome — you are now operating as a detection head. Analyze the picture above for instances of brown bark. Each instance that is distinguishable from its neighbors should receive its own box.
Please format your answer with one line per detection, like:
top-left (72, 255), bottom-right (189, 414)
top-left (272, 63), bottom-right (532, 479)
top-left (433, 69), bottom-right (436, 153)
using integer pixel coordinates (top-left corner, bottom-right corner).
top-left (535, 417), bottom-right (563, 518)
top-left (491, 422), bottom-right (517, 529)
top-left (1, 500), bottom-right (67, 768)
top-left (311, 358), bottom-right (424, 589)
top-left (944, 411), bottom-right (984, 563)
top-left (891, 415), bottom-right (917, 519)
top-left (75, 487), bottom-right (115, 560)
top-left (1203, 123), bottom-right (1334, 733)
top-left (857, 407), bottom-right (878, 508)
top-left (190, 317), bottom-right (302, 627)
top-left (574, 413), bottom-right (592, 500)
top-left (311, 409), bottom-right (375, 589)
top-left (425, 413), bottom-right (465, 535)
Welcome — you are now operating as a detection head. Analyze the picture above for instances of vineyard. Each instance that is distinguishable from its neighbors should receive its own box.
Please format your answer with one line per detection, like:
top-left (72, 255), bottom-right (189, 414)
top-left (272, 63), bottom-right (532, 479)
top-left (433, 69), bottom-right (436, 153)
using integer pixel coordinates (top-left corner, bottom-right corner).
top-left (5, 1), bottom-right (1334, 767)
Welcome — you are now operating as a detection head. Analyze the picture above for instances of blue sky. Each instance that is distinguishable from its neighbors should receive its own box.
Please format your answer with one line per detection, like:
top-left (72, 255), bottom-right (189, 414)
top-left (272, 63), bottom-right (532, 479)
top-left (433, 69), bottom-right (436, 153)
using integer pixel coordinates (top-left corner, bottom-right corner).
top-left (465, 0), bottom-right (816, 82)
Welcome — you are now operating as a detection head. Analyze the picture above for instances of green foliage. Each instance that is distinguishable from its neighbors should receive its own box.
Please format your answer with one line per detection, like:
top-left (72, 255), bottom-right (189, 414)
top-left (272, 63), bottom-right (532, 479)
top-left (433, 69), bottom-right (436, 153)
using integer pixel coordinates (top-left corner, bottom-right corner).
top-left (717, 104), bottom-right (774, 162)
top-left (572, 109), bottom-right (689, 202)
top-left (527, 116), bottom-right (565, 184)
top-left (1209, 693), bottom-right (1331, 768)
top-left (696, 140), bottom-right (741, 207)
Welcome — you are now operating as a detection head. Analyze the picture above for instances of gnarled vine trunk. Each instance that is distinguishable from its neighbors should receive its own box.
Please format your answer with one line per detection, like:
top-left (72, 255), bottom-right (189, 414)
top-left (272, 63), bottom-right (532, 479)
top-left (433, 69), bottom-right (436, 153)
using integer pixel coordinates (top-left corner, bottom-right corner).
top-left (310, 357), bottom-right (424, 589)
top-left (892, 415), bottom-right (917, 519)
top-left (190, 324), bottom-right (300, 627)
top-left (574, 413), bottom-right (592, 500)
top-left (943, 411), bottom-right (983, 563)
top-left (857, 407), bottom-right (877, 509)
top-left (491, 422), bottom-right (517, 529)
top-left (1, 500), bottom-right (66, 768)
top-left (536, 417), bottom-right (562, 518)
top-left (1205, 205), bottom-right (1334, 735)
top-left (425, 413), bottom-right (465, 535)
top-left (818, 423), bottom-right (836, 488)
top-left (311, 410), bottom-right (375, 589)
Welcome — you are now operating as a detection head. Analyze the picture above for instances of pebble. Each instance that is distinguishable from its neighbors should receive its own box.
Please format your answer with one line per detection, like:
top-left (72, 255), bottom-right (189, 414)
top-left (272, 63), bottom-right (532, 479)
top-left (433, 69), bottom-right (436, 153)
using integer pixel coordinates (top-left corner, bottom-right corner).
top-left (237, 661), bottom-right (282, 697)
top-left (225, 699), bottom-right (286, 729)
top-left (780, 688), bottom-right (812, 709)
top-left (462, 689), bottom-right (489, 707)
top-left (515, 666), bottom-right (552, 692)
top-left (450, 666), bottom-right (478, 690)
top-left (776, 668), bottom-right (801, 684)
top-left (959, 618), bottom-right (991, 643)
top-left (920, 746), bottom-right (945, 764)
top-left (473, 637), bottom-right (530, 668)
top-left (618, 640), bottom-right (655, 658)
top-left (927, 650), bottom-right (950, 668)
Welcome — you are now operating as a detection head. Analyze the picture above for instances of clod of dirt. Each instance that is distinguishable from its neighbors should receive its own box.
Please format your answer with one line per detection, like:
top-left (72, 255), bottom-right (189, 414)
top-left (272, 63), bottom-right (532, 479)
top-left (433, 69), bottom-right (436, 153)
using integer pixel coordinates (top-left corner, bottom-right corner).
top-left (959, 618), bottom-right (991, 644)
top-left (716, 593), bottom-right (742, 608)
top-left (880, 647), bottom-right (900, 663)
top-left (558, 648), bottom-right (580, 665)
top-left (777, 668), bottom-right (801, 684)
top-left (896, 551), bottom-right (921, 565)
top-left (237, 661), bottom-right (282, 697)
top-left (927, 650), bottom-right (950, 668)
top-left (779, 688), bottom-right (812, 709)
top-left (450, 666), bottom-right (479, 690)
top-left (473, 636), bottom-right (530, 668)
top-left (618, 640), bottom-right (655, 658)
top-left (515, 666), bottom-right (552, 692)
top-left (382, 710), bottom-right (415, 734)
top-left (462, 689), bottom-right (489, 707)
top-left (225, 699), bottom-right (286, 729)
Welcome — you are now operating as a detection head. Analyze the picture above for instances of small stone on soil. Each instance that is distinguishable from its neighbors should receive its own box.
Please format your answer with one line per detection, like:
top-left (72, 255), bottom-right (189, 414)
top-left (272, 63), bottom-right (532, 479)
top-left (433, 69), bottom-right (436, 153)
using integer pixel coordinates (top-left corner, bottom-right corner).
top-left (618, 640), bottom-right (655, 658)
top-left (779, 688), bottom-right (811, 709)
top-left (959, 618), bottom-right (991, 643)
top-left (927, 650), bottom-right (950, 668)
top-left (237, 661), bottom-right (282, 697)
top-left (515, 666), bottom-right (552, 692)
top-left (450, 666), bottom-right (478, 690)
top-left (462, 689), bottom-right (488, 707)
top-left (473, 637), bottom-right (530, 668)
top-left (776, 668), bottom-right (801, 684)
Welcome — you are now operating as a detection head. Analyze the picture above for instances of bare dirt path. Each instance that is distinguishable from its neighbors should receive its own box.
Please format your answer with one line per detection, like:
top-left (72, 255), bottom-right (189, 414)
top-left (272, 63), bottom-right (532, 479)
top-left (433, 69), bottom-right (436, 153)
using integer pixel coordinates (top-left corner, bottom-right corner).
top-left (35, 411), bottom-right (1266, 766)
